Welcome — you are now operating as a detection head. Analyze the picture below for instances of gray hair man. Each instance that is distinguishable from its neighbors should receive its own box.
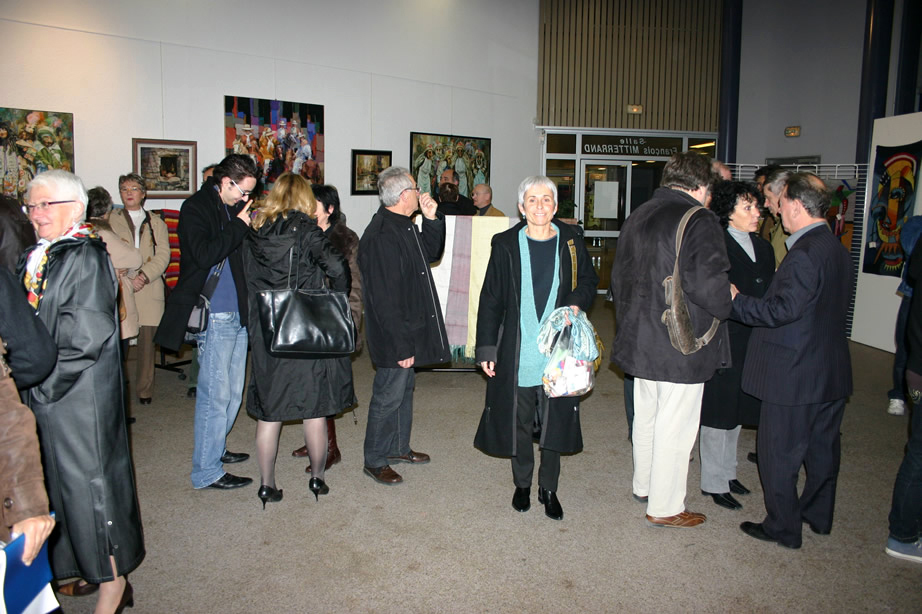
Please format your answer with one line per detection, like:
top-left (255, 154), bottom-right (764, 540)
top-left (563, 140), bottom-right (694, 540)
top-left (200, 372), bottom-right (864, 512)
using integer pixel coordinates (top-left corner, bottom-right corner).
top-left (471, 183), bottom-right (504, 217)
top-left (358, 166), bottom-right (449, 485)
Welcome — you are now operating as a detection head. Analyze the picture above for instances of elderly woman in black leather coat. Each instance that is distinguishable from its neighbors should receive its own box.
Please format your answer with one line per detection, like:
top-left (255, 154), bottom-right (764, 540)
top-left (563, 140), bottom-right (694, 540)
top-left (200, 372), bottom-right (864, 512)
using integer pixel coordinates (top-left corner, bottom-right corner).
top-left (19, 170), bottom-right (143, 614)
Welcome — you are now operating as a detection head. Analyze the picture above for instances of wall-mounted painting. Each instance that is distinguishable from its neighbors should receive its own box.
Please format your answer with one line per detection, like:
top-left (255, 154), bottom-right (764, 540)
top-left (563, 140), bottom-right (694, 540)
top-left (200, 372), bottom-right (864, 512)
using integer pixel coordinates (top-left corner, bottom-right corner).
top-left (225, 96), bottom-right (324, 193)
top-left (351, 149), bottom-right (392, 195)
top-left (0, 106), bottom-right (75, 200)
top-left (131, 138), bottom-right (197, 199)
top-left (863, 140), bottom-right (922, 277)
top-left (410, 132), bottom-right (491, 199)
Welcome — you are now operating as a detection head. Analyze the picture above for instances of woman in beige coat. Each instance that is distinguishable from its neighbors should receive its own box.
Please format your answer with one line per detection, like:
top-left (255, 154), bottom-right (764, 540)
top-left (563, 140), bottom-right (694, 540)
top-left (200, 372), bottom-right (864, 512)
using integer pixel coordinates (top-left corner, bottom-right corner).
top-left (87, 187), bottom-right (141, 340)
top-left (109, 173), bottom-right (170, 404)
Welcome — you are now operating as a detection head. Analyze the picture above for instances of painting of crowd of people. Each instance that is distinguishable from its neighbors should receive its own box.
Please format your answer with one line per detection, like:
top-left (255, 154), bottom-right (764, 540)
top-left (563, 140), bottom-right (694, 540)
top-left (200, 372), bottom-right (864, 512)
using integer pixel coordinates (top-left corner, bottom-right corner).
top-left (224, 96), bottom-right (323, 194)
top-left (0, 106), bottom-right (75, 201)
top-left (410, 132), bottom-right (491, 199)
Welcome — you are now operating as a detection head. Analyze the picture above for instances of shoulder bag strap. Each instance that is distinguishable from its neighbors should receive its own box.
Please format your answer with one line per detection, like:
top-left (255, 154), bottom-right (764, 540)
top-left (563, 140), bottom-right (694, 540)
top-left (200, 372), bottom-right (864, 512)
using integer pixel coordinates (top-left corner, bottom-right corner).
top-left (568, 238), bottom-right (577, 291)
top-left (673, 206), bottom-right (720, 346)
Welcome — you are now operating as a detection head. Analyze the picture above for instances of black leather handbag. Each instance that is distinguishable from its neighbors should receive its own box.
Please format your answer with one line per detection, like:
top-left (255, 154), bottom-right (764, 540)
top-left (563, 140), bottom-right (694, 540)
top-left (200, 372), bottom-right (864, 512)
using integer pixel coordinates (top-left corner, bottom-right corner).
top-left (187, 259), bottom-right (226, 335)
top-left (256, 242), bottom-right (355, 357)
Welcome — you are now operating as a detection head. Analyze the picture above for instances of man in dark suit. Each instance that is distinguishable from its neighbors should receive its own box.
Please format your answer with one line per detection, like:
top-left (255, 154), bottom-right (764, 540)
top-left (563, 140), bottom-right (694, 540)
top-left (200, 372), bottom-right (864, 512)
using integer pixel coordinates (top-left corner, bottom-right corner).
top-left (731, 172), bottom-right (853, 549)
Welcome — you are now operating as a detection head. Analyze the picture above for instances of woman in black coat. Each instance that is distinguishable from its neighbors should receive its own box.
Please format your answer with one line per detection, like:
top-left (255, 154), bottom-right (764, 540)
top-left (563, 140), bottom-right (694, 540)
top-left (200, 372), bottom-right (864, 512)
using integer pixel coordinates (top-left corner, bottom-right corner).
top-left (475, 176), bottom-right (599, 521)
top-left (700, 181), bottom-right (774, 510)
top-left (290, 184), bottom-right (363, 468)
top-left (20, 171), bottom-right (143, 614)
top-left (245, 173), bottom-right (354, 507)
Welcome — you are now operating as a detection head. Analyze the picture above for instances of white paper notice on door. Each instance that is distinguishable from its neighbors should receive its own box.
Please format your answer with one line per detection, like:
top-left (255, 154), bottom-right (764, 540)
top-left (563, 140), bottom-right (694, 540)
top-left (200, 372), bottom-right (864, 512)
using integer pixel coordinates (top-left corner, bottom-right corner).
top-left (594, 181), bottom-right (619, 219)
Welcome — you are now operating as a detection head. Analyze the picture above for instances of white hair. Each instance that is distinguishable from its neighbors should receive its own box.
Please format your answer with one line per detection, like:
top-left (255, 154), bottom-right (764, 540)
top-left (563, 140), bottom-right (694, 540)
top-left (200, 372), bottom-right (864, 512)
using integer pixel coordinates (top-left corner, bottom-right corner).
top-left (26, 170), bottom-right (89, 222)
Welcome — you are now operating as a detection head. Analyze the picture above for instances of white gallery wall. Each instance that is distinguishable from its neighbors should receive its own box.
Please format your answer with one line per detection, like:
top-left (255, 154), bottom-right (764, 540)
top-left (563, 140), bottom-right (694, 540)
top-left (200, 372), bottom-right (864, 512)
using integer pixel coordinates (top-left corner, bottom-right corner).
top-left (0, 0), bottom-right (540, 234)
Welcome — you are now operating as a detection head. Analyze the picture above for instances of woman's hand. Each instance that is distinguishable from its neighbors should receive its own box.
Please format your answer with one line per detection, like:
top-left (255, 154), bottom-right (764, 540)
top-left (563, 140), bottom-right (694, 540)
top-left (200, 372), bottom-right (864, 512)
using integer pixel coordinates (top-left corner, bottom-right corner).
top-left (480, 361), bottom-right (495, 377)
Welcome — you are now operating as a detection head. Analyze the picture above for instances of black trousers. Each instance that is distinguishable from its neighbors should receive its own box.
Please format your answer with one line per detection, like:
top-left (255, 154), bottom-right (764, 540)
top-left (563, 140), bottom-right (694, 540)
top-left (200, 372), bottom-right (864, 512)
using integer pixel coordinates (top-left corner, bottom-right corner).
top-left (513, 385), bottom-right (560, 491)
top-left (758, 398), bottom-right (846, 547)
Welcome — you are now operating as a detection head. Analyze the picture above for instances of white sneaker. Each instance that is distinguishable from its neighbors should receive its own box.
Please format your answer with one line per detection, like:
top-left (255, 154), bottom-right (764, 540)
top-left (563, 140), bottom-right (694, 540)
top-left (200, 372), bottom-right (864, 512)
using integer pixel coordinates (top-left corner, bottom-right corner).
top-left (888, 399), bottom-right (906, 416)
top-left (885, 537), bottom-right (922, 563)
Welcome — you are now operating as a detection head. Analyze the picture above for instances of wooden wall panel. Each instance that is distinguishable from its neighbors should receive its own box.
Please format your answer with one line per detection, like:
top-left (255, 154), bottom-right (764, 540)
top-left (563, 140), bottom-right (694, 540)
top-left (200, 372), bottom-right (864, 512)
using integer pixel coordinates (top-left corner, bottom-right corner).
top-left (538, 0), bottom-right (723, 131)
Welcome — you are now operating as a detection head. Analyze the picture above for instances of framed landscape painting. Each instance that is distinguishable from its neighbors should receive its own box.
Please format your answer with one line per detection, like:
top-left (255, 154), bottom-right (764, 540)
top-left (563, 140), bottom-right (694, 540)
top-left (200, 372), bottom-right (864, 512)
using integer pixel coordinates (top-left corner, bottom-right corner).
top-left (351, 149), bottom-right (392, 195)
top-left (131, 138), bottom-right (197, 199)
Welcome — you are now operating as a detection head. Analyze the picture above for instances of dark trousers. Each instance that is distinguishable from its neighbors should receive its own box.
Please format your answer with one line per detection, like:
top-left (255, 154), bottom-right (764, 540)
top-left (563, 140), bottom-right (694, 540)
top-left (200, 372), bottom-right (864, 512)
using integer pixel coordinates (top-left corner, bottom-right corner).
top-left (889, 403), bottom-right (922, 541)
top-left (364, 367), bottom-right (415, 468)
top-left (889, 295), bottom-right (912, 400)
top-left (513, 385), bottom-right (560, 492)
top-left (758, 399), bottom-right (846, 547)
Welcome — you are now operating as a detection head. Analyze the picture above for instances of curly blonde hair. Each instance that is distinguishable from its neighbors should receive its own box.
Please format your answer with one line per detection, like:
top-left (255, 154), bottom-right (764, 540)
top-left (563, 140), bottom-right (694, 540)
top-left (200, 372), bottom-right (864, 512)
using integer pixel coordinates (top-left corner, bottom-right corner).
top-left (251, 172), bottom-right (317, 230)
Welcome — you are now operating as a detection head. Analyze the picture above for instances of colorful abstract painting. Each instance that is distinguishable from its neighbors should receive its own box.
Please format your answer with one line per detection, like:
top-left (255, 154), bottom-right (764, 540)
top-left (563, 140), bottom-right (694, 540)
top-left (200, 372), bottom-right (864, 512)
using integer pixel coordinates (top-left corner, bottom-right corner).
top-left (863, 141), bottom-right (922, 276)
top-left (224, 96), bottom-right (324, 193)
top-left (0, 106), bottom-right (75, 201)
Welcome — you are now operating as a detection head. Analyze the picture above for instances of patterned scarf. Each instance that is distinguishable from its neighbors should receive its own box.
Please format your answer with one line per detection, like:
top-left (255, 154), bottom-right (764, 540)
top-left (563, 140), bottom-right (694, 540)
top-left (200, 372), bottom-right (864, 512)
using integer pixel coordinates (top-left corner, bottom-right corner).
top-left (24, 222), bottom-right (97, 310)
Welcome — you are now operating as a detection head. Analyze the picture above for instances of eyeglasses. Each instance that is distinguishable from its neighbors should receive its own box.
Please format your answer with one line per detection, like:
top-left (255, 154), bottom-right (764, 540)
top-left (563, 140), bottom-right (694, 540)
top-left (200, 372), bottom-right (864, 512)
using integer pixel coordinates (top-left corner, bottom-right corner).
top-left (401, 187), bottom-right (421, 196)
top-left (231, 179), bottom-right (252, 199)
top-left (22, 200), bottom-right (76, 215)
top-left (119, 186), bottom-right (142, 194)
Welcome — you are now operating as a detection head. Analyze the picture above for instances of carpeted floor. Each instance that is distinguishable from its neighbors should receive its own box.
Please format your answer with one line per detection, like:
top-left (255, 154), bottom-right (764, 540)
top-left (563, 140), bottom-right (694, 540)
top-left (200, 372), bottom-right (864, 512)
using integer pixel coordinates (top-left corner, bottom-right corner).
top-left (54, 298), bottom-right (918, 613)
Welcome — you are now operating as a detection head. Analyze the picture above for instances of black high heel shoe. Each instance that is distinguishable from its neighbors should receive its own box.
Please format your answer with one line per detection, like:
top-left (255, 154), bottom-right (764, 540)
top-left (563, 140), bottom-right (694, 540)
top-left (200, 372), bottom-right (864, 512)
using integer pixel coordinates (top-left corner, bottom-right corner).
top-left (257, 485), bottom-right (283, 509)
top-left (115, 580), bottom-right (134, 614)
top-left (308, 477), bottom-right (329, 501)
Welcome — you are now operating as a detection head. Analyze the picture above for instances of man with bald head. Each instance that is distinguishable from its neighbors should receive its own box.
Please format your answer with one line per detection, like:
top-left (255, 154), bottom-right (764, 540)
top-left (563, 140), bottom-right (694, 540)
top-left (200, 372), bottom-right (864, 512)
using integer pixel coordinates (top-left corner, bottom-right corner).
top-left (471, 183), bottom-right (504, 217)
top-left (731, 171), bottom-right (852, 549)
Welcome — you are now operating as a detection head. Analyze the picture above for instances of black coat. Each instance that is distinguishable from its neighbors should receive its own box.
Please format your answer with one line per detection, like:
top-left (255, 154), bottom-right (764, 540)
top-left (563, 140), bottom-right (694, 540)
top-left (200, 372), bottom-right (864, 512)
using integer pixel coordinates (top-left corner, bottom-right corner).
top-left (611, 187), bottom-right (732, 384)
top-left (474, 221), bottom-right (599, 456)
top-left (734, 223), bottom-right (853, 405)
top-left (20, 237), bottom-right (144, 583)
top-left (701, 231), bottom-right (774, 429)
top-left (0, 195), bottom-right (35, 272)
top-left (0, 267), bottom-right (55, 388)
top-left (358, 206), bottom-right (449, 368)
top-left (245, 212), bottom-right (356, 420)
top-left (154, 179), bottom-right (250, 352)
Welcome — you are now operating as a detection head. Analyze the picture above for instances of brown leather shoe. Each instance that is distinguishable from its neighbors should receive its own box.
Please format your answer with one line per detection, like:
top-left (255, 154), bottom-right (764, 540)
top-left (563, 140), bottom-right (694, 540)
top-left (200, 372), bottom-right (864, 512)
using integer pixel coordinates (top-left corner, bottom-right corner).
top-left (291, 445), bottom-right (308, 458)
top-left (57, 579), bottom-right (99, 596)
top-left (364, 465), bottom-right (403, 484)
top-left (386, 450), bottom-right (430, 464)
top-left (645, 510), bottom-right (706, 528)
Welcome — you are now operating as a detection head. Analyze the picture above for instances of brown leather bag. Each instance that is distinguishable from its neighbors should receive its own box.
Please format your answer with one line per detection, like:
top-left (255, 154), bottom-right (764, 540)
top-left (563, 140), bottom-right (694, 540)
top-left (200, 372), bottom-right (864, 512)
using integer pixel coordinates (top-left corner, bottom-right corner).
top-left (661, 206), bottom-right (720, 355)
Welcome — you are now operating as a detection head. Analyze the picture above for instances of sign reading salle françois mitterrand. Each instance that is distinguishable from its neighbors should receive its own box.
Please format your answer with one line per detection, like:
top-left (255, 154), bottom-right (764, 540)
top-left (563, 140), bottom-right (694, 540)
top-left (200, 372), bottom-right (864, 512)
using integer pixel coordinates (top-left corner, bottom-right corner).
top-left (582, 135), bottom-right (682, 156)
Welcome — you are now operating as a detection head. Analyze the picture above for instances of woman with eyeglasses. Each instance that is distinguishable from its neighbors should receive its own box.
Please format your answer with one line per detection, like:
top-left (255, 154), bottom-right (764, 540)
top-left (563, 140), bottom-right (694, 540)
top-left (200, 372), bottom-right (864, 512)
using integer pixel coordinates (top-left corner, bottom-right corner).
top-left (245, 173), bottom-right (354, 507)
top-left (108, 172), bottom-right (169, 406)
top-left (19, 170), bottom-right (144, 614)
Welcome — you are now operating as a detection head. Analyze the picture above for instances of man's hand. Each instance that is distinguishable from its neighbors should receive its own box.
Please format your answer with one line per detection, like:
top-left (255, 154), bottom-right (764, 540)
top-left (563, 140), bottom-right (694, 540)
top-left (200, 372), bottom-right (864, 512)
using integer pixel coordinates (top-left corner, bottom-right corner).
top-left (730, 283), bottom-right (739, 300)
top-left (398, 356), bottom-right (415, 369)
top-left (236, 201), bottom-right (253, 226)
top-left (419, 192), bottom-right (438, 220)
top-left (480, 361), bottom-right (495, 378)
top-left (11, 514), bottom-right (55, 566)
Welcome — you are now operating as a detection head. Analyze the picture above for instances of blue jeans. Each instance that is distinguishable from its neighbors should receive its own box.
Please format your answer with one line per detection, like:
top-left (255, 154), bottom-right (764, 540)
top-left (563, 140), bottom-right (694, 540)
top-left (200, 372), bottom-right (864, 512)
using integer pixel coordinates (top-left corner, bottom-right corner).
top-left (364, 367), bottom-right (415, 468)
top-left (190, 312), bottom-right (248, 488)
top-left (889, 295), bottom-right (911, 400)
top-left (889, 403), bottom-right (922, 542)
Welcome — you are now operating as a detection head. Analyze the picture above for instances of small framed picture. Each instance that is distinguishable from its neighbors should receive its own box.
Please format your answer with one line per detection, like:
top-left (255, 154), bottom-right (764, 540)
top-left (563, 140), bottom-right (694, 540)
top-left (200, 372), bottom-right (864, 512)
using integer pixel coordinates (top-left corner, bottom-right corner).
top-left (351, 149), bottom-right (392, 195)
top-left (131, 138), bottom-right (198, 199)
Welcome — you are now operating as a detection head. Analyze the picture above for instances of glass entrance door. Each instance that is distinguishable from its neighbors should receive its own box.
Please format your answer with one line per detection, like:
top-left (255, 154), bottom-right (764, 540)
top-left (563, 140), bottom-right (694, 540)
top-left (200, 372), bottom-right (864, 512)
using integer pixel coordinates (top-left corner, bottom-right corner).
top-left (580, 161), bottom-right (628, 290)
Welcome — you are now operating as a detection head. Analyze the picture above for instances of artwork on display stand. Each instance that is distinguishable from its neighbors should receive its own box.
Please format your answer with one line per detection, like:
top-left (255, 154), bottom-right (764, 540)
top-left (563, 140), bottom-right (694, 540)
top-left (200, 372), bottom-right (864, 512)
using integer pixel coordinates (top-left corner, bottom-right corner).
top-left (0, 106), bottom-right (75, 201)
top-left (131, 138), bottom-right (197, 199)
top-left (410, 132), bottom-right (491, 199)
top-left (862, 139), bottom-right (922, 277)
top-left (224, 96), bottom-right (324, 194)
top-left (351, 150), bottom-right (392, 195)
top-left (826, 178), bottom-right (858, 251)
